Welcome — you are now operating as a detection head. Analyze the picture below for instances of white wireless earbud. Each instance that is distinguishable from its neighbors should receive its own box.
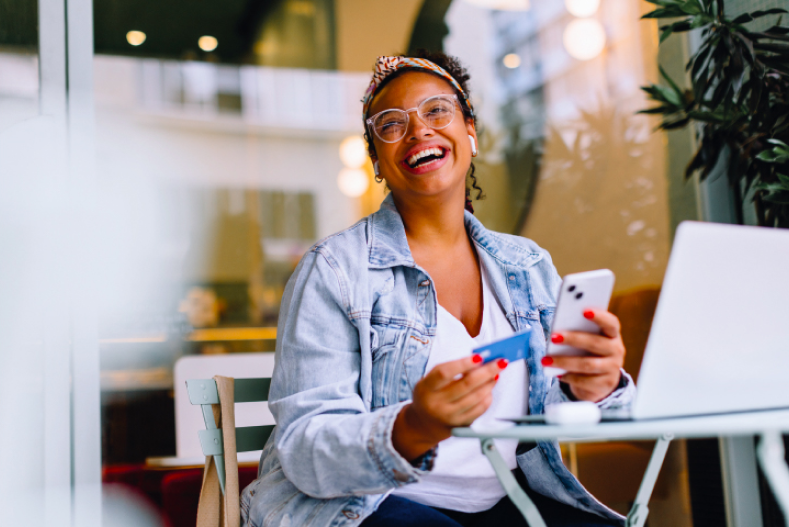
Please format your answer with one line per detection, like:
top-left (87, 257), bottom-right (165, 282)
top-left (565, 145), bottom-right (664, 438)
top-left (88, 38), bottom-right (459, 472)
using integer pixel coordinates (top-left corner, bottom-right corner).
top-left (469, 135), bottom-right (477, 157)
top-left (373, 161), bottom-right (380, 176)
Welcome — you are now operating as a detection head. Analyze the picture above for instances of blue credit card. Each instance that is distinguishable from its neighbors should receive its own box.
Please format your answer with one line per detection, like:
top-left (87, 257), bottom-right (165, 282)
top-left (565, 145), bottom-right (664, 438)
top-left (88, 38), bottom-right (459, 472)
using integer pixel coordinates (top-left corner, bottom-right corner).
top-left (472, 328), bottom-right (532, 364)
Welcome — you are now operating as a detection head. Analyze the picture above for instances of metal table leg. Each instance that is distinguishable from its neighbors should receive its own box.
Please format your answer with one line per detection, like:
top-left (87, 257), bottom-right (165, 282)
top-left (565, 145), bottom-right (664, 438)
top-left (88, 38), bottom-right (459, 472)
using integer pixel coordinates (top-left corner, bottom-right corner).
top-left (481, 438), bottom-right (547, 527)
top-left (757, 431), bottom-right (789, 527)
top-left (626, 434), bottom-right (673, 527)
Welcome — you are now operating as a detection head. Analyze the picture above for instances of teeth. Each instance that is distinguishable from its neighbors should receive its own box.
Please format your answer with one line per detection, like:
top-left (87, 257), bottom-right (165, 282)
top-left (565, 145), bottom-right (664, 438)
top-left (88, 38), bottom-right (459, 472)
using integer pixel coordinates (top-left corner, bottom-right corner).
top-left (407, 147), bottom-right (444, 167)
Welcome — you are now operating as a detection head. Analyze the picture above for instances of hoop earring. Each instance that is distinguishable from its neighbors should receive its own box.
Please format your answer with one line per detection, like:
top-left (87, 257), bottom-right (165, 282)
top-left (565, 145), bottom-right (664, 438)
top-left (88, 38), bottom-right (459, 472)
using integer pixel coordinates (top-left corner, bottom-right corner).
top-left (374, 161), bottom-right (383, 183)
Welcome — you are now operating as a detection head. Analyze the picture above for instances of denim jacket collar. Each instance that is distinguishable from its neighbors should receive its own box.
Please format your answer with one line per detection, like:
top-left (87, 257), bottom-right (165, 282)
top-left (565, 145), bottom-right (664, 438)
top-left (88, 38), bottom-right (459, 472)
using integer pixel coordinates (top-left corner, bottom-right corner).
top-left (369, 193), bottom-right (544, 271)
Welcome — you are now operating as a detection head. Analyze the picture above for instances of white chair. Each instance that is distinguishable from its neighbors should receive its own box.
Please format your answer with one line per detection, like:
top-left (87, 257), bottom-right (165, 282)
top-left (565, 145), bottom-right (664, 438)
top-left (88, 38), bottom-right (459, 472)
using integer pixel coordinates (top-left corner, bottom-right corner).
top-left (146, 352), bottom-right (276, 467)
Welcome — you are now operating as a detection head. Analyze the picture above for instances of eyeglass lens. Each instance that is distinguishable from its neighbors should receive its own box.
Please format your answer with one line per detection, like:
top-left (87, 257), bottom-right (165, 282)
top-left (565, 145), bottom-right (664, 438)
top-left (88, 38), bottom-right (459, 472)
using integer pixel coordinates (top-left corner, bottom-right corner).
top-left (373, 96), bottom-right (456, 143)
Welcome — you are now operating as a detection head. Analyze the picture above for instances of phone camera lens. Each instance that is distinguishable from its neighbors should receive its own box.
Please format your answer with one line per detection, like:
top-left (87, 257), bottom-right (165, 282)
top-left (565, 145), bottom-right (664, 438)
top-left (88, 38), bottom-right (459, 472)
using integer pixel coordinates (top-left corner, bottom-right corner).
top-left (568, 285), bottom-right (576, 292)
top-left (575, 292), bottom-right (583, 300)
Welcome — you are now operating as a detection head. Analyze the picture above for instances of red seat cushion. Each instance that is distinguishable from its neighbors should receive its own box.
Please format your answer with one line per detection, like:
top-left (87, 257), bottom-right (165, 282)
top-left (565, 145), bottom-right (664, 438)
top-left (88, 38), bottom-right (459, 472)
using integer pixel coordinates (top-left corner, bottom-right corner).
top-left (161, 466), bottom-right (259, 527)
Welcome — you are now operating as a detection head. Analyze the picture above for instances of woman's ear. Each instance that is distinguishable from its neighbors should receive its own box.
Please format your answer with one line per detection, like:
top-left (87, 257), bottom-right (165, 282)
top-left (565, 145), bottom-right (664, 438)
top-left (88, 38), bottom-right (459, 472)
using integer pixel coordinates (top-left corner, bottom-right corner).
top-left (465, 121), bottom-right (478, 155)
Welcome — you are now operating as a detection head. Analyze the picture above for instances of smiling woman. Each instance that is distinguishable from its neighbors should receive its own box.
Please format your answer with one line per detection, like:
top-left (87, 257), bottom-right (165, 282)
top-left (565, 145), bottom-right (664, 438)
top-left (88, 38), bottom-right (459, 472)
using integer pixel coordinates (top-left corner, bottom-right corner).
top-left (240, 50), bottom-right (635, 527)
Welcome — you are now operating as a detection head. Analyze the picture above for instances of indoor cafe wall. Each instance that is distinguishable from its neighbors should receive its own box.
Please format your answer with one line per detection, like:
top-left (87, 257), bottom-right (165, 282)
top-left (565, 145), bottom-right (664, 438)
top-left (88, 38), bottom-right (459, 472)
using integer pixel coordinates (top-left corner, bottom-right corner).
top-left (446, 0), bottom-right (671, 295)
top-left (519, 1), bottom-right (671, 294)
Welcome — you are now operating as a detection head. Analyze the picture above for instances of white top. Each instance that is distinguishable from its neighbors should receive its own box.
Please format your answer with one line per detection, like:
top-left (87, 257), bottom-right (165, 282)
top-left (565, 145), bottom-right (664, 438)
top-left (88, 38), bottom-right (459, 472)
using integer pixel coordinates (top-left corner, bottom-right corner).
top-left (392, 263), bottom-right (529, 512)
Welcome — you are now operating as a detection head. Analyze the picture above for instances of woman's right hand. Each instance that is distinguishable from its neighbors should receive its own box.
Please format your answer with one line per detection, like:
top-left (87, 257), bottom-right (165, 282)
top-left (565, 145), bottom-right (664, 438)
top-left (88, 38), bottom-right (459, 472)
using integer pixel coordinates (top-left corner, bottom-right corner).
top-left (392, 354), bottom-right (508, 462)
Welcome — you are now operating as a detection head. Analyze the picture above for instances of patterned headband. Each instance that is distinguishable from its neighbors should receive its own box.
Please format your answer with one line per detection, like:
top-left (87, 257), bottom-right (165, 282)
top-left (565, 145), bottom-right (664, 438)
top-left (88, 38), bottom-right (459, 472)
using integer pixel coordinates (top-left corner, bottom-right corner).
top-left (361, 56), bottom-right (473, 118)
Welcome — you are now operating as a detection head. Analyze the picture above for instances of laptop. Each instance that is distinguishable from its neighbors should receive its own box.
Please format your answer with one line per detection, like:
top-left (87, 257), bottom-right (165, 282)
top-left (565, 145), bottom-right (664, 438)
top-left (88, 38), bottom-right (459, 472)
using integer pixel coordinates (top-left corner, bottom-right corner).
top-left (514, 221), bottom-right (789, 423)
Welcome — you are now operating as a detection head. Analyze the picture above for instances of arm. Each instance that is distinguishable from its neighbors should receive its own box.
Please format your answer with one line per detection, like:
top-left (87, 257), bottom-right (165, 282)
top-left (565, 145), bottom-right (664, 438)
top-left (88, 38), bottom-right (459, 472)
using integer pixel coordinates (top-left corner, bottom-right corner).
top-left (269, 248), bottom-right (425, 498)
top-left (532, 257), bottom-right (636, 408)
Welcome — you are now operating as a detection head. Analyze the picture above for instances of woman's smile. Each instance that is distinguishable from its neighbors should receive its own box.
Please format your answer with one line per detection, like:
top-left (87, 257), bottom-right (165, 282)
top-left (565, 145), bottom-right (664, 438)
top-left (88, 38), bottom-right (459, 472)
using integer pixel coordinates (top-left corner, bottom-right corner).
top-left (401, 143), bottom-right (451, 175)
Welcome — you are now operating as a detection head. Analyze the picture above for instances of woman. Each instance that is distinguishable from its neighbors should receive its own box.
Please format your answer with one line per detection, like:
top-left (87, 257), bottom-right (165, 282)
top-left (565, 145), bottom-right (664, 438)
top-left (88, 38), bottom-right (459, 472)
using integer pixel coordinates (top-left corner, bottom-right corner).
top-left (241, 51), bottom-right (635, 527)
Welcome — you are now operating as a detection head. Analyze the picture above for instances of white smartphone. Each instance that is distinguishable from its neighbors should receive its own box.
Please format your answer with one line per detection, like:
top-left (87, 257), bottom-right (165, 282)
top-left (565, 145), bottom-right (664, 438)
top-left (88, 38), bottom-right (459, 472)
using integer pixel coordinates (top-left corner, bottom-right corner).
top-left (544, 269), bottom-right (615, 377)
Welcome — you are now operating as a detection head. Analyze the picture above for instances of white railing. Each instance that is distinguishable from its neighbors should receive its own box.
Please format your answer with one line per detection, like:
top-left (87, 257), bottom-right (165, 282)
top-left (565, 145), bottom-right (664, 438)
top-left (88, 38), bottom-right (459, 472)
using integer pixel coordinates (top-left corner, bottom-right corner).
top-left (0, 52), bottom-right (370, 133)
top-left (137, 58), bottom-right (369, 133)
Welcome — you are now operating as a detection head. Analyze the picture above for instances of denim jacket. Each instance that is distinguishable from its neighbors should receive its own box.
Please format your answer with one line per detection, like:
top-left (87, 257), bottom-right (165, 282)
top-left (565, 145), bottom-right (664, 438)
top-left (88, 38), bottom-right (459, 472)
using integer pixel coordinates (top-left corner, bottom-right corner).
top-left (241, 194), bottom-right (635, 527)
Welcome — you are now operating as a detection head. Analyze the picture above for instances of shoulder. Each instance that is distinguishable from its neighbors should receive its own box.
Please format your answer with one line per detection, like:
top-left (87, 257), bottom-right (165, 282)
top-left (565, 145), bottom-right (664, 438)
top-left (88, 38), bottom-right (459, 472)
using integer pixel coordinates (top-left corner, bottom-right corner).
top-left (285, 218), bottom-right (373, 303)
top-left (470, 223), bottom-right (562, 306)
top-left (470, 219), bottom-right (554, 272)
top-left (307, 217), bottom-right (371, 266)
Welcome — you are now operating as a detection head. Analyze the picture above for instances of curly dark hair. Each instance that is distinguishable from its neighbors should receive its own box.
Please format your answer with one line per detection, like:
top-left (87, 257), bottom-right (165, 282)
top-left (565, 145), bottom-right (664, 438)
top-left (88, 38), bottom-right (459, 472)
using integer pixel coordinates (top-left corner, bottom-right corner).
top-left (362, 49), bottom-right (484, 207)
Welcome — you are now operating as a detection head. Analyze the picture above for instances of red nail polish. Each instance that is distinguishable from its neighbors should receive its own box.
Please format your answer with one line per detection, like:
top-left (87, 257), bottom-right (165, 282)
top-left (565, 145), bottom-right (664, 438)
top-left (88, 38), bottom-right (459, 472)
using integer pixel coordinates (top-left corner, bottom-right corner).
top-left (497, 358), bottom-right (508, 369)
top-left (541, 356), bottom-right (554, 366)
top-left (551, 333), bottom-right (564, 344)
top-left (472, 354), bottom-right (482, 364)
top-left (494, 374), bottom-right (499, 381)
top-left (583, 310), bottom-right (594, 320)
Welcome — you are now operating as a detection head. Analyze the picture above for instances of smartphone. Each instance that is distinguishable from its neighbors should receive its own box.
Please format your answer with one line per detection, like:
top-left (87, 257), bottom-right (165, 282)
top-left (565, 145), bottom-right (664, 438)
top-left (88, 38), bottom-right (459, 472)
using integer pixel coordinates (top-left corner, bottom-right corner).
top-left (472, 328), bottom-right (532, 365)
top-left (544, 269), bottom-right (615, 377)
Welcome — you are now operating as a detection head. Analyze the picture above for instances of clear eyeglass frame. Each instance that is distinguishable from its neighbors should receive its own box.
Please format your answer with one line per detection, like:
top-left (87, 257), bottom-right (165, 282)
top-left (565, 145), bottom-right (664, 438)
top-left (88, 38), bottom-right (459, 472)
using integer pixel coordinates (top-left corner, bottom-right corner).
top-left (366, 93), bottom-right (459, 144)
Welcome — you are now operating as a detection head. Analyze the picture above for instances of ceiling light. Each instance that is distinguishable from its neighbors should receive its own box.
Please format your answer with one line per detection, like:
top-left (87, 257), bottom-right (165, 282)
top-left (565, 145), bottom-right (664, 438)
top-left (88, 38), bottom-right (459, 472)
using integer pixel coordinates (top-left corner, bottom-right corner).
top-left (563, 19), bottom-right (606, 61)
top-left (462, 0), bottom-right (530, 10)
top-left (503, 53), bottom-right (521, 69)
top-left (339, 136), bottom-right (368, 169)
top-left (565, 0), bottom-right (600, 18)
top-left (198, 36), bottom-right (218, 52)
top-left (126, 31), bottom-right (146, 46)
top-left (337, 168), bottom-right (369, 198)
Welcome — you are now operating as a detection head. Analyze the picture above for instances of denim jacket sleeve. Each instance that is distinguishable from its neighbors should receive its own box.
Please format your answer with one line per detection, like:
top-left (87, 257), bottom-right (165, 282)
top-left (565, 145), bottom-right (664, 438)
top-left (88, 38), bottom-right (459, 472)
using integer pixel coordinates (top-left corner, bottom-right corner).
top-left (268, 247), bottom-right (429, 499)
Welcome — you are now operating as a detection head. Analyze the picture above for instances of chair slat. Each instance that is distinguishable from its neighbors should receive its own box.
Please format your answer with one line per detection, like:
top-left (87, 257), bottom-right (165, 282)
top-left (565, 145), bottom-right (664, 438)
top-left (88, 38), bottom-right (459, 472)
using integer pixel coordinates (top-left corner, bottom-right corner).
top-left (234, 378), bottom-right (271, 403)
top-left (198, 428), bottom-right (224, 456)
top-left (186, 379), bottom-right (219, 405)
top-left (236, 425), bottom-right (275, 452)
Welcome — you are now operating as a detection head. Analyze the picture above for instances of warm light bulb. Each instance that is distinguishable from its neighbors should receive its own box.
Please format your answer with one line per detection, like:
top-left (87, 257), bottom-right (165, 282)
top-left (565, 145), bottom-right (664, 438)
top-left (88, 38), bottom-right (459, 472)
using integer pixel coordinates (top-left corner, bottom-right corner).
top-left (563, 19), bottom-right (606, 61)
top-left (198, 36), bottom-right (218, 52)
top-left (462, 0), bottom-right (530, 10)
top-left (337, 168), bottom-right (370, 198)
top-left (126, 31), bottom-right (147, 46)
top-left (565, 0), bottom-right (600, 17)
top-left (339, 136), bottom-right (368, 169)
top-left (503, 53), bottom-right (521, 69)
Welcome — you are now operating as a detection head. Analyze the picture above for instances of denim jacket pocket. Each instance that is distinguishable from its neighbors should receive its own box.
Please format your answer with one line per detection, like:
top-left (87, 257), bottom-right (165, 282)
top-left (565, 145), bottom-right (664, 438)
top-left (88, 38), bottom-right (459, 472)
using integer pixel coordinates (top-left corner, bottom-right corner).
top-left (371, 343), bottom-right (396, 409)
top-left (370, 323), bottom-right (406, 408)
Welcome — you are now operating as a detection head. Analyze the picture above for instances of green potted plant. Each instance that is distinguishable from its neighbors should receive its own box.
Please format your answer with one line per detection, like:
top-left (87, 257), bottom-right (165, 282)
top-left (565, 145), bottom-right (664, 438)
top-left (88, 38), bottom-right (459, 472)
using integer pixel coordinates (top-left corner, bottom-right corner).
top-left (640, 0), bottom-right (789, 228)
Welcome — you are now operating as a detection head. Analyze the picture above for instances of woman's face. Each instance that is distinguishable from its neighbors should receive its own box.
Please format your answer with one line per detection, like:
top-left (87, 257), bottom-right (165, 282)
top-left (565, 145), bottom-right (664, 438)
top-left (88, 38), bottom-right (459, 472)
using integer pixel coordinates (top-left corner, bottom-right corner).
top-left (367, 71), bottom-right (477, 205)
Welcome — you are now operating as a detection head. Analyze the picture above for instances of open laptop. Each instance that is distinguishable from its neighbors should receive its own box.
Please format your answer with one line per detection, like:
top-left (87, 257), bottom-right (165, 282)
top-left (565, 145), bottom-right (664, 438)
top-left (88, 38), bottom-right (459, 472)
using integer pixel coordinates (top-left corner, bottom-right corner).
top-left (515, 221), bottom-right (789, 423)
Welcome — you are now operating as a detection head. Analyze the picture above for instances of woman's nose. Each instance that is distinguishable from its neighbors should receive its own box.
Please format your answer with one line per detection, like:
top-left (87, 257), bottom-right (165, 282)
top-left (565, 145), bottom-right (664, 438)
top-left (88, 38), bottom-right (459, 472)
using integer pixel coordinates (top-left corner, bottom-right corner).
top-left (405, 110), bottom-right (434, 140)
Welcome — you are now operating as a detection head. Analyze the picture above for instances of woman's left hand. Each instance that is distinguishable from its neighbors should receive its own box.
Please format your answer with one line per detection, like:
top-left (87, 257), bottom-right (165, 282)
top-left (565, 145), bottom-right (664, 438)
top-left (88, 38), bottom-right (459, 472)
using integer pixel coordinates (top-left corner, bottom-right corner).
top-left (541, 309), bottom-right (626, 403)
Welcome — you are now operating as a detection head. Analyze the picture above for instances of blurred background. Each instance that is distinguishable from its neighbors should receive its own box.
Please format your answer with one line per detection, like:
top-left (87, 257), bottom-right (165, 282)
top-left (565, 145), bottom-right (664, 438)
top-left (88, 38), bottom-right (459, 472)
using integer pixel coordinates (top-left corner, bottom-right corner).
top-left (1, 0), bottom-right (786, 525)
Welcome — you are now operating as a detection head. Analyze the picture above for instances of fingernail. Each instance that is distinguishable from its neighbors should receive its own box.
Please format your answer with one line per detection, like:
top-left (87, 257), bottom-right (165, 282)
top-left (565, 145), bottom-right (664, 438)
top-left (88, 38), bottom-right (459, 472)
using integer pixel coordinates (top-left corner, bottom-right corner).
top-left (551, 333), bottom-right (564, 344)
top-left (472, 354), bottom-right (483, 364)
top-left (583, 310), bottom-right (594, 320)
top-left (494, 374), bottom-right (499, 381)
top-left (497, 358), bottom-right (508, 369)
top-left (541, 356), bottom-right (554, 366)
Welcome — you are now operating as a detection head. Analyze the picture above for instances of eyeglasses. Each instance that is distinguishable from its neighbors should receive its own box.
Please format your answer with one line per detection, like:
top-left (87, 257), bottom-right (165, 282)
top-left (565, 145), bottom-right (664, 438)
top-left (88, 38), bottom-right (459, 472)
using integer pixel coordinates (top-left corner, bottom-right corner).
top-left (366, 94), bottom-right (459, 144)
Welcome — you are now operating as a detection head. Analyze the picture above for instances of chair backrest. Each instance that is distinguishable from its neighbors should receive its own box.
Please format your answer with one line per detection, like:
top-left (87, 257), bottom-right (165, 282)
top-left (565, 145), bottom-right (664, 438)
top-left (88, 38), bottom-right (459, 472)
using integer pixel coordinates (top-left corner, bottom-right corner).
top-left (186, 377), bottom-right (274, 494)
top-left (174, 353), bottom-right (276, 459)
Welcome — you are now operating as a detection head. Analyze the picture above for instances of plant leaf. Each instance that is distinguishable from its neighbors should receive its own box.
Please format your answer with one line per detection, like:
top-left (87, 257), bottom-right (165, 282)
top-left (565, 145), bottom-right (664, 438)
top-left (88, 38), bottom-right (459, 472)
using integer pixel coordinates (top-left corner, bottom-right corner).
top-left (763, 192), bottom-right (789, 204)
top-left (641, 7), bottom-right (691, 19)
top-left (733, 8), bottom-right (788, 25)
top-left (679, 0), bottom-right (702, 15)
top-left (637, 106), bottom-right (675, 115)
top-left (662, 116), bottom-right (691, 129)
